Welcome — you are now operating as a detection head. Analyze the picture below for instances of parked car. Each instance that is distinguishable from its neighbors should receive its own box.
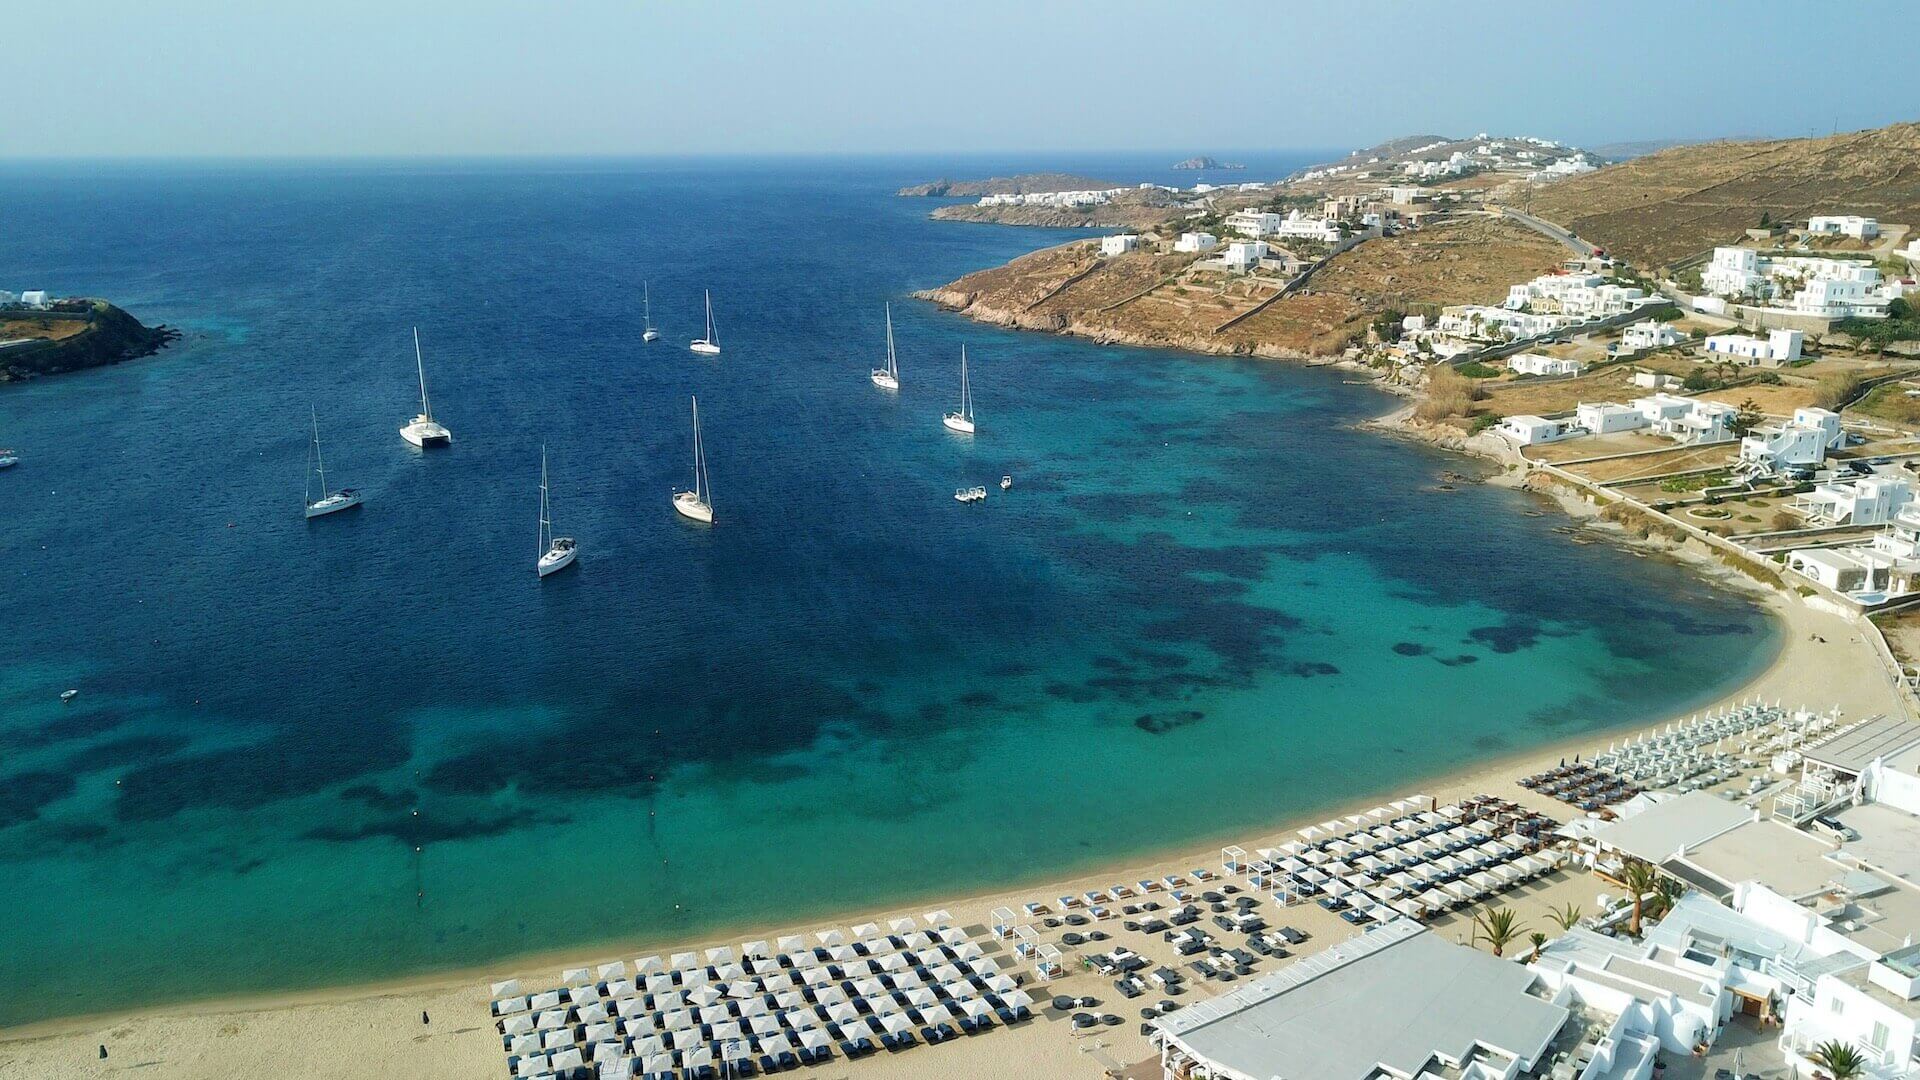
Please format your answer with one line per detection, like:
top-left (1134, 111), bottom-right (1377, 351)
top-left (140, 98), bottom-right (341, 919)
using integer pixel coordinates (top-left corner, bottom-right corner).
top-left (1811, 815), bottom-right (1858, 842)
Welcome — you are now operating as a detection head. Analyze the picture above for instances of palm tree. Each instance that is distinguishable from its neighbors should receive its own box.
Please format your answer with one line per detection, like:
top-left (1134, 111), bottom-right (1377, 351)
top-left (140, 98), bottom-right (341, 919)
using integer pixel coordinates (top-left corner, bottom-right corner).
top-left (1619, 859), bottom-right (1662, 936)
top-left (1527, 931), bottom-right (1548, 963)
top-left (1808, 1039), bottom-right (1866, 1079)
top-left (1547, 902), bottom-right (1582, 932)
top-left (1472, 907), bottom-right (1525, 957)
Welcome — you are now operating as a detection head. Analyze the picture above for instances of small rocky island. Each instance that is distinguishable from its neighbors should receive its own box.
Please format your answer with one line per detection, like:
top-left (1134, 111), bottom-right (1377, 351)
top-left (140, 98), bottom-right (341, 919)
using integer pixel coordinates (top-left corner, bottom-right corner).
top-left (0, 299), bottom-right (179, 383)
top-left (896, 172), bottom-right (1119, 198)
top-left (1171, 156), bottom-right (1244, 170)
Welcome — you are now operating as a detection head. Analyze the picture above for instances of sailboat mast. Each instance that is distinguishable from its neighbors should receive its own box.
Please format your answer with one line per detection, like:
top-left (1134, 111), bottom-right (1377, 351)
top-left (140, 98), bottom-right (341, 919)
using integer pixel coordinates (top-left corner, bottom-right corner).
top-left (960, 345), bottom-right (971, 419)
top-left (705, 290), bottom-right (717, 345)
top-left (413, 327), bottom-right (432, 419)
top-left (885, 304), bottom-right (896, 377)
top-left (644, 282), bottom-right (652, 327)
top-left (690, 397), bottom-right (705, 502)
top-left (311, 407), bottom-right (328, 498)
top-left (539, 445), bottom-right (551, 556)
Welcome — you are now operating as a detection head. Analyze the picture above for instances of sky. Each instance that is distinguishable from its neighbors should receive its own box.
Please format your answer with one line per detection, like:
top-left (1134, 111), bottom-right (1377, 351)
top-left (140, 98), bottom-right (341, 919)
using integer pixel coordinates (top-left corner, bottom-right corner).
top-left (8, 0), bottom-right (1914, 159)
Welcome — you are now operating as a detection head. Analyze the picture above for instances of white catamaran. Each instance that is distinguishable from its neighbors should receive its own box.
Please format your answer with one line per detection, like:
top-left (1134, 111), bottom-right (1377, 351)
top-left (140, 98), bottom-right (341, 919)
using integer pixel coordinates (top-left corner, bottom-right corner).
top-left (536, 445), bottom-right (577, 577)
top-left (672, 396), bottom-right (715, 523)
top-left (399, 327), bottom-right (452, 447)
top-left (305, 408), bottom-right (363, 518)
top-left (689, 290), bottom-right (721, 355)
top-left (942, 345), bottom-right (975, 434)
top-left (642, 282), bottom-right (660, 343)
top-left (870, 303), bottom-right (900, 390)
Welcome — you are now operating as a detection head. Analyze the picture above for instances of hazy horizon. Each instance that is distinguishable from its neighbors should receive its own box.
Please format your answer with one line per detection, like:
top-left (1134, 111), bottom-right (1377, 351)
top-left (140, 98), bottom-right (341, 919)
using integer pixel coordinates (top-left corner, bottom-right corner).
top-left (12, 0), bottom-right (1915, 160)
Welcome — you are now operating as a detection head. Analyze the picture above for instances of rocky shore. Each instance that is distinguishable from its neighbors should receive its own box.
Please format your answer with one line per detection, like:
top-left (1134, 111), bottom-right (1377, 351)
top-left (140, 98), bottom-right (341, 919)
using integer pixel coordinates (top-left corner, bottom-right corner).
top-left (0, 301), bottom-right (179, 383)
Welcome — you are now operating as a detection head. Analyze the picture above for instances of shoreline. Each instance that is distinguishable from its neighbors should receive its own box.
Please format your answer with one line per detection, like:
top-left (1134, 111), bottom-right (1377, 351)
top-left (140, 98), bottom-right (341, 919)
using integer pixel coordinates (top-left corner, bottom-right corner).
top-left (5, 583), bottom-right (1896, 1068)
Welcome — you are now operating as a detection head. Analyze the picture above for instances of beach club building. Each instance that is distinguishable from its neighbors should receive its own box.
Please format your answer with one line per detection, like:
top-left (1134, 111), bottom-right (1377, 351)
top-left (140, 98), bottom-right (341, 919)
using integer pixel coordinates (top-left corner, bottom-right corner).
top-left (1150, 919), bottom-right (1570, 1080)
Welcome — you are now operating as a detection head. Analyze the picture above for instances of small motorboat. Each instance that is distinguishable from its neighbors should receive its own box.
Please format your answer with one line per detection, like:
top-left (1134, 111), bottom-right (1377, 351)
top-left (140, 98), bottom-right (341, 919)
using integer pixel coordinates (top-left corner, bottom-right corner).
top-left (1000, 475), bottom-right (1012, 490)
top-left (954, 486), bottom-right (987, 504)
top-left (0, 449), bottom-right (17, 469)
top-left (60, 689), bottom-right (78, 703)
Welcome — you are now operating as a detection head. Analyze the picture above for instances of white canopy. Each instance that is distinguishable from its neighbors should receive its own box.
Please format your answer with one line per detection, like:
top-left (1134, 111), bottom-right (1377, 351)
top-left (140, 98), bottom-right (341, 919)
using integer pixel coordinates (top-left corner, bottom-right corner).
top-left (561, 967), bottom-right (593, 987)
top-left (596, 961), bottom-right (627, 981)
top-left (502, 1013), bottom-right (535, 1036)
top-left (635, 955), bottom-right (665, 975)
top-left (490, 978), bottom-right (524, 998)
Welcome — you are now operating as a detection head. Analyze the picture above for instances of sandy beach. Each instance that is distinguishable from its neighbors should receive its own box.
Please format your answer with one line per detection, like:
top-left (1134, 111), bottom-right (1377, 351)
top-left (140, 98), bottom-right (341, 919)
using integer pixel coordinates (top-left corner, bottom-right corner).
top-left (2, 573), bottom-right (1901, 1080)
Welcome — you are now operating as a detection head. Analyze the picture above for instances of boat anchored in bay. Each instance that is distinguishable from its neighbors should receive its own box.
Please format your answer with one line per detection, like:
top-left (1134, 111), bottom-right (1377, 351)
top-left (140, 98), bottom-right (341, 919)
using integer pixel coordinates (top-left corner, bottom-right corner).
top-left (870, 303), bottom-right (900, 391)
top-left (689, 290), bottom-right (721, 355)
top-left (942, 345), bottom-right (975, 434)
top-left (399, 327), bottom-right (451, 448)
top-left (304, 408), bottom-right (363, 519)
top-left (536, 445), bottom-right (577, 577)
top-left (672, 396), bottom-right (715, 524)
top-left (642, 282), bottom-right (660, 343)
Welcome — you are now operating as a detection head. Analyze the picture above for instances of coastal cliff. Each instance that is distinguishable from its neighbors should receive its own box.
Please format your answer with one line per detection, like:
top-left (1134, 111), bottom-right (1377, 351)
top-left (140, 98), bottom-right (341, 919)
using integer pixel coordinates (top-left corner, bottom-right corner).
top-left (0, 301), bottom-right (179, 383)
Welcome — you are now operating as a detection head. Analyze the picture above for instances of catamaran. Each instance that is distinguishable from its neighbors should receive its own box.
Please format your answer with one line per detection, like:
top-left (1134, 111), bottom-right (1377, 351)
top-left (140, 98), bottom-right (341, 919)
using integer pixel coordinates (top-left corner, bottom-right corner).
top-left (689, 290), bottom-right (721, 355)
top-left (870, 304), bottom-right (900, 390)
top-left (942, 345), bottom-right (976, 434)
top-left (305, 408), bottom-right (363, 518)
top-left (672, 396), bottom-right (715, 523)
top-left (642, 282), bottom-right (660, 343)
top-left (399, 327), bottom-right (452, 447)
top-left (536, 445), bottom-right (577, 577)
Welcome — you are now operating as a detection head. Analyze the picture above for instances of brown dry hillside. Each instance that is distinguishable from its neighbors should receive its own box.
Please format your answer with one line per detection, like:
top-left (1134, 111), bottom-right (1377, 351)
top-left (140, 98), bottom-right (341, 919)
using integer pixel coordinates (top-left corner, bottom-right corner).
top-left (1528, 121), bottom-right (1920, 267)
top-left (918, 215), bottom-right (1564, 358)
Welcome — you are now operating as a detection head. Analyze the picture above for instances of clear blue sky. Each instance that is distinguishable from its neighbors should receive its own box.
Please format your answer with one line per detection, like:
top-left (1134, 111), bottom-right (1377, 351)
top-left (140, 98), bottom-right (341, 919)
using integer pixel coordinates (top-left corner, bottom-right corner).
top-left (14, 0), bottom-right (1914, 158)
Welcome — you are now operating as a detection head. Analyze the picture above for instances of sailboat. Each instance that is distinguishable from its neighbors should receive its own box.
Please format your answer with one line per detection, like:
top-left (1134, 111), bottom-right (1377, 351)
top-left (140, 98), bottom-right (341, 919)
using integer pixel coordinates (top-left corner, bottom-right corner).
top-left (399, 327), bottom-right (452, 447)
top-left (689, 290), bottom-right (721, 355)
top-left (536, 445), bottom-right (577, 577)
top-left (642, 282), bottom-right (660, 343)
top-left (870, 304), bottom-right (900, 390)
top-left (942, 345), bottom-right (976, 434)
top-left (305, 408), bottom-right (363, 518)
top-left (672, 396), bottom-right (714, 523)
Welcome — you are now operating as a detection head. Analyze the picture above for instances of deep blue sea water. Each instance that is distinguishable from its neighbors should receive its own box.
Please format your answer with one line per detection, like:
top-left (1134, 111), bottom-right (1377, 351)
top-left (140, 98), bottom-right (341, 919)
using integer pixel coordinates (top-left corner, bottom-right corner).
top-left (0, 155), bottom-right (1776, 1025)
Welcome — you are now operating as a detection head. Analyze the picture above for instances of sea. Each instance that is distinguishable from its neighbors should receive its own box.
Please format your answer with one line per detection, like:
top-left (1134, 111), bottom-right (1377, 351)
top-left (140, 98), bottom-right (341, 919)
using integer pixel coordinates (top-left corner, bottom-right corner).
top-left (0, 153), bottom-right (1777, 1026)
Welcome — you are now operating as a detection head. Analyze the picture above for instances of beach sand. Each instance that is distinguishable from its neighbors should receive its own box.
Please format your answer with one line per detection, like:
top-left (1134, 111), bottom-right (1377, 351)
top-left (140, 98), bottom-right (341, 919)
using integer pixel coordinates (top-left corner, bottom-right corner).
top-left (2, 591), bottom-right (1901, 1080)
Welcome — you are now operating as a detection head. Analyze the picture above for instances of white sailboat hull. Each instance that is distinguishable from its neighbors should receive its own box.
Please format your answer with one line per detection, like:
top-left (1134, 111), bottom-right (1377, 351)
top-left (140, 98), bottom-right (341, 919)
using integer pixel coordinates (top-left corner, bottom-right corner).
top-left (537, 542), bottom-right (577, 577)
top-left (401, 417), bottom-right (451, 447)
top-left (305, 490), bottom-right (363, 519)
top-left (0, 455), bottom-right (17, 469)
top-left (870, 370), bottom-right (899, 391)
top-left (942, 412), bottom-right (975, 435)
top-left (689, 340), bottom-right (720, 355)
top-left (672, 491), bottom-right (713, 523)
top-left (643, 329), bottom-right (660, 342)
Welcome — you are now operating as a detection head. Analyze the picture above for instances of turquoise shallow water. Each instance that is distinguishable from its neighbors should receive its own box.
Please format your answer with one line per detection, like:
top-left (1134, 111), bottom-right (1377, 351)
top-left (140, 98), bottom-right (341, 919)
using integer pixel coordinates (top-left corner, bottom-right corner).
top-left (0, 156), bottom-right (1777, 1026)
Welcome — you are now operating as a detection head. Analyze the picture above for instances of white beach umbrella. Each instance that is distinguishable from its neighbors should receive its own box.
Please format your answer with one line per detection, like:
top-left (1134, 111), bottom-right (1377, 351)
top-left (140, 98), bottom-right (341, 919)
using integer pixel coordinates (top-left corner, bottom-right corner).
top-left (578, 1002), bottom-right (608, 1024)
top-left (541, 1029), bottom-right (573, 1051)
top-left (561, 967), bottom-right (593, 987)
top-left (683, 1046), bottom-right (713, 1069)
top-left (889, 916), bottom-right (918, 934)
top-left (714, 962), bottom-right (746, 982)
top-left (567, 985), bottom-right (599, 1007)
top-left (530, 990), bottom-right (562, 1012)
top-left (660, 1008), bottom-right (691, 1031)
top-left (815, 984), bottom-right (848, 1005)
top-left (815, 928), bottom-right (846, 946)
top-left (635, 955), bottom-right (665, 975)
top-left (761, 1031), bottom-right (797, 1055)
top-left (740, 939), bottom-right (771, 959)
top-left (643, 1052), bottom-right (674, 1074)
top-left (881, 1012), bottom-right (914, 1035)
top-left (509, 1032), bottom-right (541, 1055)
top-left (502, 1013), bottom-right (535, 1037)
top-left (776, 934), bottom-right (807, 954)
top-left (615, 997), bottom-right (650, 1020)
top-left (644, 972), bottom-right (674, 995)
top-left (850, 921), bottom-right (881, 938)
top-left (828, 1001), bottom-right (861, 1025)
top-left (550, 1047), bottom-right (585, 1070)
top-left (535, 1008), bottom-right (569, 1031)
top-left (494, 994), bottom-right (530, 1015)
top-left (490, 978), bottom-right (525, 998)
top-left (711, 1020), bottom-right (743, 1043)
top-left (923, 909), bottom-right (954, 928)
top-left (597, 961), bottom-right (628, 981)
top-left (688, 983), bottom-right (723, 1007)
top-left (751, 1013), bottom-right (784, 1036)
top-left (799, 1028), bottom-right (831, 1052)
top-left (604, 979), bottom-right (634, 1000)
top-left (632, 1033), bottom-right (665, 1055)
top-left (854, 977), bottom-right (886, 998)
top-left (670, 1027), bottom-right (703, 1051)
top-left (706, 945), bottom-right (735, 965)
top-left (802, 966), bottom-right (834, 988)
top-left (513, 1052), bottom-right (548, 1077)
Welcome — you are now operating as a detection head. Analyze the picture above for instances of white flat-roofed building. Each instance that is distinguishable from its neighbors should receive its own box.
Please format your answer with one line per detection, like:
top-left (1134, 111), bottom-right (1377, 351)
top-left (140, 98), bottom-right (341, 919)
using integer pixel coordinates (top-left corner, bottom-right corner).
top-left (1220, 241), bottom-right (1268, 272)
top-left (1807, 214), bottom-right (1880, 240)
top-left (1787, 503), bottom-right (1920, 601)
top-left (1781, 943), bottom-right (1920, 1080)
top-left (1528, 925), bottom-right (1733, 1058)
top-left (1225, 209), bottom-right (1282, 238)
top-left (1703, 246), bottom-right (1766, 298)
top-left (1099, 233), bottom-right (1139, 257)
top-left (1794, 475), bottom-right (1913, 527)
top-left (1174, 231), bottom-right (1218, 253)
top-left (1793, 275), bottom-right (1891, 319)
top-left (1705, 328), bottom-right (1804, 366)
top-left (1633, 392), bottom-right (1736, 443)
top-left (1436, 305), bottom-right (1571, 341)
top-left (1742, 407), bottom-right (1841, 471)
top-left (1577, 401), bottom-right (1649, 435)
top-left (1621, 320), bottom-right (1683, 350)
top-left (1507, 353), bottom-right (1582, 377)
top-left (1495, 414), bottom-right (1581, 446)
top-left (1273, 210), bottom-right (1340, 243)
top-left (1151, 919), bottom-right (1569, 1080)
top-left (18, 289), bottom-right (50, 309)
